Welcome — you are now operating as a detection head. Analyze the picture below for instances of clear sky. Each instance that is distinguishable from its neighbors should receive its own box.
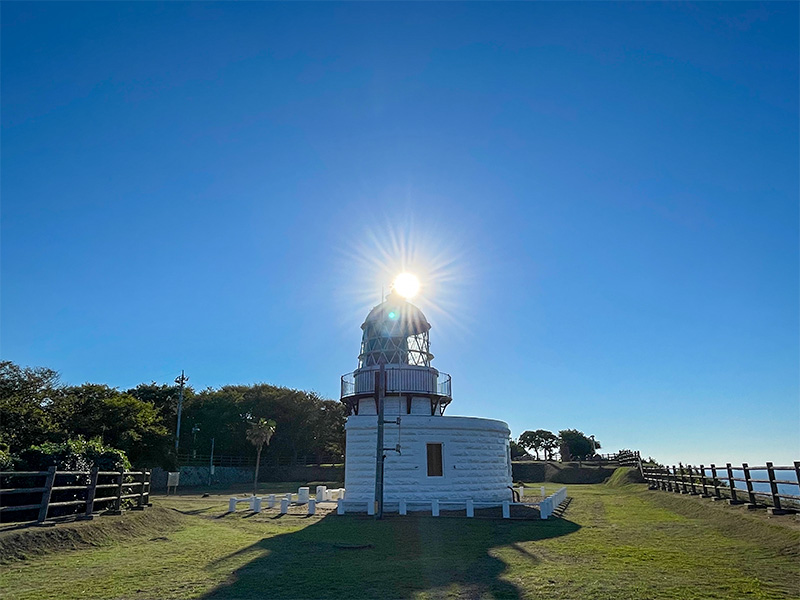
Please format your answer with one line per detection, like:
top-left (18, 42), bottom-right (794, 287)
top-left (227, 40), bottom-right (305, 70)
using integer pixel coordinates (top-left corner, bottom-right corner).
top-left (2, 2), bottom-right (798, 466)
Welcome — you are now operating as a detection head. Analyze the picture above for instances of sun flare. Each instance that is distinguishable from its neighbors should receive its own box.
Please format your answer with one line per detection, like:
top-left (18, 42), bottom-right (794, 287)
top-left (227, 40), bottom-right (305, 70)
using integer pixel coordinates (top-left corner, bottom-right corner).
top-left (393, 272), bottom-right (420, 298)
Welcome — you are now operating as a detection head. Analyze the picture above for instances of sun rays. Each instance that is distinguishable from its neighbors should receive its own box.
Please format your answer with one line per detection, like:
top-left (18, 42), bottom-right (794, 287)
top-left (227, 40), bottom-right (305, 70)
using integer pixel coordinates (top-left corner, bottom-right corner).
top-left (330, 214), bottom-right (481, 340)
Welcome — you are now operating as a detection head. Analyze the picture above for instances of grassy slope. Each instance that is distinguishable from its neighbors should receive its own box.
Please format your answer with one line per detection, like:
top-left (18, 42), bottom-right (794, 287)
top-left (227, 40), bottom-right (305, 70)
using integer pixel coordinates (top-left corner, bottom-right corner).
top-left (1, 481), bottom-right (797, 600)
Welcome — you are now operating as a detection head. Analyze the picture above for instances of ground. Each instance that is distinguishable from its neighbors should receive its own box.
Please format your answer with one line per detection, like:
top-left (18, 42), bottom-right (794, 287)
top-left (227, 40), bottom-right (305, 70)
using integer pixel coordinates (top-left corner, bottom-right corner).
top-left (1, 477), bottom-right (798, 599)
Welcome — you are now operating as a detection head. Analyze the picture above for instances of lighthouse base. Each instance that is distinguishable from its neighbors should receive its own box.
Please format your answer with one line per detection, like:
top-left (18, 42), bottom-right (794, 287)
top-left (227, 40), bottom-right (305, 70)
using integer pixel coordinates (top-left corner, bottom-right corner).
top-left (344, 415), bottom-right (513, 508)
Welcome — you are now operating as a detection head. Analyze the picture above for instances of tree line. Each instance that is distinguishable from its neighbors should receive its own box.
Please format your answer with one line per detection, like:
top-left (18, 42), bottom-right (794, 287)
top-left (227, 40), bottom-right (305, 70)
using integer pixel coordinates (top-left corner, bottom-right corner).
top-left (0, 361), bottom-right (345, 469)
top-left (1, 360), bottom-right (605, 471)
top-left (513, 428), bottom-right (602, 461)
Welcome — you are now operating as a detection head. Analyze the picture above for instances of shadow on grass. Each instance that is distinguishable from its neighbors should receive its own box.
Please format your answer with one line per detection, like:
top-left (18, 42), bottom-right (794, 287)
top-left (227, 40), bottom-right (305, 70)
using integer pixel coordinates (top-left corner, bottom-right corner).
top-left (201, 512), bottom-right (580, 599)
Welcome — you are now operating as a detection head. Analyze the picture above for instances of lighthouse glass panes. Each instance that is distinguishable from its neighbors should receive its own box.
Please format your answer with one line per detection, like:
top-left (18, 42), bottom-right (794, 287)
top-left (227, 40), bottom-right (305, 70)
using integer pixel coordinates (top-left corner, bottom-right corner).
top-left (359, 329), bottom-right (430, 367)
top-left (357, 299), bottom-right (432, 368)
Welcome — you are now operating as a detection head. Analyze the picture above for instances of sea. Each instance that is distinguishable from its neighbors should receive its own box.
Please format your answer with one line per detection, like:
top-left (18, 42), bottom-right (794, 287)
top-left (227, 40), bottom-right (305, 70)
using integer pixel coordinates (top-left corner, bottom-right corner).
top-left (696, 467), bottom-right (797, 499)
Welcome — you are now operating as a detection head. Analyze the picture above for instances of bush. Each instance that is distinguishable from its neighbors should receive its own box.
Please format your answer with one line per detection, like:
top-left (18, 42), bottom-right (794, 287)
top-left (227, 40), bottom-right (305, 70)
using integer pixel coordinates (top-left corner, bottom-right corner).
top-left (17, 437), bottom-right (131, 472)
top-left (0, 447), bottom-right (15, 471)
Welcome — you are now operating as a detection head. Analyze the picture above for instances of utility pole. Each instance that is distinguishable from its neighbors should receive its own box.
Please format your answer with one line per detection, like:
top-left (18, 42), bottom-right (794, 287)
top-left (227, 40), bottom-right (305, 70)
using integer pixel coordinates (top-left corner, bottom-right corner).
top-left (174, 370), bottom-right (189, 454)
top-left (374, 364), bottom-right (386, 519)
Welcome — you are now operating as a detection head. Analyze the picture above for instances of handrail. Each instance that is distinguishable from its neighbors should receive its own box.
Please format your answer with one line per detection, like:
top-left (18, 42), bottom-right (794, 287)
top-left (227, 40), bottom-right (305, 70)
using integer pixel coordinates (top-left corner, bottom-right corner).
top-left (340, 366), bottom-right (452, 399)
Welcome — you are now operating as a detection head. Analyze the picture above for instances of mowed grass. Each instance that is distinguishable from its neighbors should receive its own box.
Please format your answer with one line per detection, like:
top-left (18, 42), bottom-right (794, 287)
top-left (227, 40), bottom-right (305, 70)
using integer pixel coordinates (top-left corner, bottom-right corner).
top-left (1, 480), bottom-right (798, 600)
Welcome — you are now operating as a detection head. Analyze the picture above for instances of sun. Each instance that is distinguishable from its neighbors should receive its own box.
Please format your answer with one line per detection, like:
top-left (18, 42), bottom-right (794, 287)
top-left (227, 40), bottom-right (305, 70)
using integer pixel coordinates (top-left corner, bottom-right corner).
top-left (393, 272), bottom-right (420, 298)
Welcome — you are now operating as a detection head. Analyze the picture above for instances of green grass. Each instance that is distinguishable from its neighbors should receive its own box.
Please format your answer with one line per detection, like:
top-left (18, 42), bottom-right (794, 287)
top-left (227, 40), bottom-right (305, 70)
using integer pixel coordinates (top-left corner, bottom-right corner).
top-left (1, 482), bottom-right (798, 599)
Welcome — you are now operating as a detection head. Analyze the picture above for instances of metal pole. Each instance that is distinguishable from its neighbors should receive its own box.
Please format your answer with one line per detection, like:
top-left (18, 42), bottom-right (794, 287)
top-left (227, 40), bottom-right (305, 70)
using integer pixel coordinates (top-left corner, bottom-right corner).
top-left (374, 364), bottom-right (385, 519)
top-left (174, 370), bottom-right (188, 453)
top-left (209, 437), bottom-right (215, 486)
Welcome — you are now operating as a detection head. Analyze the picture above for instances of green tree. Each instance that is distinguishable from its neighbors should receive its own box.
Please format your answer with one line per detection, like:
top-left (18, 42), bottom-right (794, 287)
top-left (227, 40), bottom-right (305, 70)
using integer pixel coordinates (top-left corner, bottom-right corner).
top-left (48, 384), bottom-right (168, 466)
top-left (541, 430), bottom-right (559, 460)
top-left (519, 429), bottom-right (555, 460)
top-left (126, 382), bottom-right (194, 467)
top-left (182, 384), bottom-right (343, 464)
top-left (509, 439), bottom-right (529, 459)
top-left (0, 361), bottom-right (60, 452)
top-left (310, 397), bottom-right (346, 460)
top-left (246, 418), bottom-right (276, 496)
top-left (558, 429), bottom-right (595, 461)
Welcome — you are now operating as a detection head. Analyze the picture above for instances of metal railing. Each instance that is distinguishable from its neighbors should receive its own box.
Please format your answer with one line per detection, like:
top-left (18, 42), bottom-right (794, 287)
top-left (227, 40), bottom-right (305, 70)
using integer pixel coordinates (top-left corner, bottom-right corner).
top-left (176, 453), bottom-right (343, 467)
top-left (341, 366), bottom-right (452, 399)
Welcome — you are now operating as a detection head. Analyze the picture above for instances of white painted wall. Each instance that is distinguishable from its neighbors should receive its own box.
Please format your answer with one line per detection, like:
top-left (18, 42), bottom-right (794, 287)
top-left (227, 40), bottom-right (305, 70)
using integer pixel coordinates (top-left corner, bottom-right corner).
top-left (344, 414), bottom-right (512, 507)
top-left (354, 395), bottom-right (433, 416)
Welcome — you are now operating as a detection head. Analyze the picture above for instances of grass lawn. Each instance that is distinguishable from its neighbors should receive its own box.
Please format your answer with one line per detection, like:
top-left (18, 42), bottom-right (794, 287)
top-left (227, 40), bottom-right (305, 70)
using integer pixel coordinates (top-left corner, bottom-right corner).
top-left (1, 479), bottom-right (798, 599)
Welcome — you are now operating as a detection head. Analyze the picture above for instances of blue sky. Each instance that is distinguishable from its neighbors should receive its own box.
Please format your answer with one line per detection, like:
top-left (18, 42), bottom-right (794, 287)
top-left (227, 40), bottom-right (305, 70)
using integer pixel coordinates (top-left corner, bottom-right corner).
top-left (2, 2), bottom-right (797, 465)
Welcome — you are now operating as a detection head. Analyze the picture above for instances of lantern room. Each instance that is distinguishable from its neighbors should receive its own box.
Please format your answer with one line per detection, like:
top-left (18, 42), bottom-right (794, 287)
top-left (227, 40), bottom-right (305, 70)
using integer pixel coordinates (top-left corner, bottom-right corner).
top-left (358, 292), bottom-right (432, 368)
top-left (341, 292), bottom-right (452, 417)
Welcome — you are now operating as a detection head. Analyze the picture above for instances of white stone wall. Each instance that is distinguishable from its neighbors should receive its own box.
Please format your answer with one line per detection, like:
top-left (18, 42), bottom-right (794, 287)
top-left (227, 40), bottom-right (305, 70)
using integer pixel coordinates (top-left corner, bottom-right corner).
top-left (345, 415), bottom-right (512, 507)
top-left (355, 396), bottom-right (433, 416)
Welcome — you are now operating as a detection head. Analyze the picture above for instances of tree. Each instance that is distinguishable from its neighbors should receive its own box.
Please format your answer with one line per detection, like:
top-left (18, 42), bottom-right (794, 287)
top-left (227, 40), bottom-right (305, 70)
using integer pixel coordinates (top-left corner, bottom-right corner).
top-left (518, 429), bottom-right (556, 460)
top-left (558, 429), bottom-right (595, 461)
top-left (246, 418), bottom-right (276, 496)
top-left (509, 440), bottom-right (529, 459)
top-left (48, 384), bottom-right (169, 466)
top-left (0, 361), bottom-right (61, 452)
top-left (541, 430), bottom-right (559, 460)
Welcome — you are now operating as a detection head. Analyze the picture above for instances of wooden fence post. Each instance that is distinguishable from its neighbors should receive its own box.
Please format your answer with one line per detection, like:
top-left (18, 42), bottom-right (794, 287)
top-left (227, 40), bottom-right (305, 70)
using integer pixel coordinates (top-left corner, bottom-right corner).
top-left (37, 466), bottom-right (57, 524)
top-left (687, 465), bottom-right (698, 495)
top-left (109, 468), bottom-right (125, 515)
top-left (699, 465), bottom-right (709, 497)
top-left (81, 467), bottom-right (99, 520)
top-left (671, 465), bottom-right (679, 493)
top-left (710, 464), bottom-right (721, 500)
top-left (145, 470), bottom-right (152, 506)
top-left (742, 463), bottom-right (757, 508)
top-left (134, 471), bottom-right (146, 510)
top-left (726, 463), bottom-right (742, 505)
top-left (678, 463), bottom-right (688, 494)
top-left (766, 462), bottom-right (786, 515)
top-left (795, 462), bottom-right (800, 502)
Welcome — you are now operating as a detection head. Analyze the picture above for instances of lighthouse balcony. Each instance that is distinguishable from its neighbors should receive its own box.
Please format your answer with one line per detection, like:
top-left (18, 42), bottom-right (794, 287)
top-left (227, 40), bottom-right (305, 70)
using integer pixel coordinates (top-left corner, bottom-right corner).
top-left (341, 365), bottom-right (452, 401)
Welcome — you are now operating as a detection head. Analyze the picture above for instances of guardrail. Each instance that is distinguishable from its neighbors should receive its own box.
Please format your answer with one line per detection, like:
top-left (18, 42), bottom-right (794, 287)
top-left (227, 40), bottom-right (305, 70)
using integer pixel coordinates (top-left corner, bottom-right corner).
top-left (335, 487), bottom-right (569, 520)
top-left (340, 366), bottom-right (452, 399)
top-left (642, 462), bottom-right (800, 515)
top-left (539, 487), bottom-right (568, 519)
top-left (176, 453), bottom-right (344, 467)
top-left (0, 467), bottom-right (151, 524)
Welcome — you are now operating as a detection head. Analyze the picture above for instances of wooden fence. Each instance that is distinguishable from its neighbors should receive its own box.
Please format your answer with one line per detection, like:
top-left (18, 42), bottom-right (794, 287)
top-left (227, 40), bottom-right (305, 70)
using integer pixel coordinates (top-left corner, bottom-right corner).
top-left (641, 462), bottom-right (800, 515)
top-left (613, 450), bottom-right (642, 467)
top-left (0, 467), bottom-right (151, 524)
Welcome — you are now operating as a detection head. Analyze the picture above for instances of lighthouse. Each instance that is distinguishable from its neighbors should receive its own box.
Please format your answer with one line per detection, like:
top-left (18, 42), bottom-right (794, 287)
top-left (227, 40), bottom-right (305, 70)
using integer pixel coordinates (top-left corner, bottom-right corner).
top-left (340, 277), bottom-right (513, 512)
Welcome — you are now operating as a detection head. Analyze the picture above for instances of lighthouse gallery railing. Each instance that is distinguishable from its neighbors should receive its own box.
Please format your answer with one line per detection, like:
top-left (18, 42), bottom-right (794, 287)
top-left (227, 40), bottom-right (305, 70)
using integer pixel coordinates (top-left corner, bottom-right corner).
top-left (341, 367), bottom-right (451, 399)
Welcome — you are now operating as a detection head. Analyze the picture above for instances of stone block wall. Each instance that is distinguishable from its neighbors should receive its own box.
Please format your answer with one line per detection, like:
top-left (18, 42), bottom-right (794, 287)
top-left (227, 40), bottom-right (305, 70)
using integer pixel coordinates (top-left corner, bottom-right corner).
top-left (345, 415), bottom-right (513, 504)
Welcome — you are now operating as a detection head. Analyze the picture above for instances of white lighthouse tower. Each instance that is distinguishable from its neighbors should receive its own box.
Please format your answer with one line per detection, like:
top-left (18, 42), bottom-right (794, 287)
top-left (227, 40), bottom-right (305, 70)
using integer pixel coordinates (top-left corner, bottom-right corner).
top-left (340, 281), bottom-right (513, 512)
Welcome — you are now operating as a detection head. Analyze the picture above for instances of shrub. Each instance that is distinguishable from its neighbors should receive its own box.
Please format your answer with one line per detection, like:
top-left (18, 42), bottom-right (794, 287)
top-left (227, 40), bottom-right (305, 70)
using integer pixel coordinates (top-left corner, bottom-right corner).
top-left (17, 437), bottom-right (131, 472)
top-left (0, 447), bottom-right (15, 471)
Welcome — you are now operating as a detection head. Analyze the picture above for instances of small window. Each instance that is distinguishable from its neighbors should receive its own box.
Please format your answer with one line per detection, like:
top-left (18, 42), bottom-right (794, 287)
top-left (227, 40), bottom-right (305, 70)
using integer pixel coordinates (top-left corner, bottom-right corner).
top-left (427, 443), bottom-right (443, 477)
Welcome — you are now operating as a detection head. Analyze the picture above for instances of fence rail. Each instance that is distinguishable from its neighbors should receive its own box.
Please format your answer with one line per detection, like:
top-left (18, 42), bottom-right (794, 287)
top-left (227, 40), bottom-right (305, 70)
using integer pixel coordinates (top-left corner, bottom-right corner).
top-left (177, 453), bottom-right (344, 467)
top-left (0, 468), bottom-right (151, 524)
top-left (641, 461), bottom-right (800, 514)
